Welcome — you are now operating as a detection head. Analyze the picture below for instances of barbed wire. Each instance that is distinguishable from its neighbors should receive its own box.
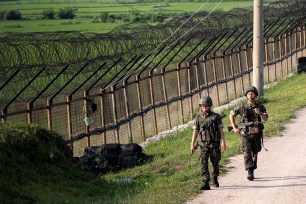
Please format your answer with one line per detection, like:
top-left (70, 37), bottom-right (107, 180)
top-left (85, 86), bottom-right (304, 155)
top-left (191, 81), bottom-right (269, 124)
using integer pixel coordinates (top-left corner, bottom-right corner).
top-left (0, 0), bottom-right (305, 104)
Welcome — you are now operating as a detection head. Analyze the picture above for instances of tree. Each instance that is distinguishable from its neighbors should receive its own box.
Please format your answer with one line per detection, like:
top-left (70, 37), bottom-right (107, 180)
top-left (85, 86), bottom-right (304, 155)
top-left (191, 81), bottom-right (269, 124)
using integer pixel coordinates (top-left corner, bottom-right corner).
top-left (42, 9), bottom-right (55, 19)
top-left (6, 10), bottom-right (21, 20)
top-left (58, 8), bottom-right (77, 19)
top-left (99, 12), bottom-right (109, 23)
top-left (0, 10), bottom-right (7, 21)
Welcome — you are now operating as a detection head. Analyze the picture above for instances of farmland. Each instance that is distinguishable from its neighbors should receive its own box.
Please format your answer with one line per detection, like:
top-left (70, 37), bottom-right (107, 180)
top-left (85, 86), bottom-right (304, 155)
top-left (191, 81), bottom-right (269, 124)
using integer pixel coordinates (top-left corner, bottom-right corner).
top-left (0, 0), bottom-right (259, 35)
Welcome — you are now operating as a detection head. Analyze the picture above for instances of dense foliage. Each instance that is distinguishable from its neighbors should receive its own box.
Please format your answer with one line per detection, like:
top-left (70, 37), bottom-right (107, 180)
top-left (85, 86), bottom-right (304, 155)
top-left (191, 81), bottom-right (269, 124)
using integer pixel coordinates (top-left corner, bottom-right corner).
top-left (0, 10), bottom-right (21, 20)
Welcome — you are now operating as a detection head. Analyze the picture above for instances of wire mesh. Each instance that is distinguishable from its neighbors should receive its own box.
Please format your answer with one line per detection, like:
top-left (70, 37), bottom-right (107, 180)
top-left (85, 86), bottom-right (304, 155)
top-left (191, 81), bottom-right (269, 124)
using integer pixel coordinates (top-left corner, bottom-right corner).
top-left (0, 0), bottom-right (305, 155)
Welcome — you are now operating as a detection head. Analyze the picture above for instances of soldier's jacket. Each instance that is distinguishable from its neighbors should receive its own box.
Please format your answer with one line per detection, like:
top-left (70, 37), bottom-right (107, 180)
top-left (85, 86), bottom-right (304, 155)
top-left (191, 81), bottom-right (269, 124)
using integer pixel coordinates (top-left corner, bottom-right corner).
top-left (193, 110), bottom-right (224, 144)
top-left (230, 103), bottom-right (267, 132)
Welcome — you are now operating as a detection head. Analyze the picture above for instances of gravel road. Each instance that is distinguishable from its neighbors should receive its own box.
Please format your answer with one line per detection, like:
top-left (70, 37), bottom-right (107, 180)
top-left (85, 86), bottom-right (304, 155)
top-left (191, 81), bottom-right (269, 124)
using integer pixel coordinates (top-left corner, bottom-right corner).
top-left (186, 107), bottom-right (306, 204)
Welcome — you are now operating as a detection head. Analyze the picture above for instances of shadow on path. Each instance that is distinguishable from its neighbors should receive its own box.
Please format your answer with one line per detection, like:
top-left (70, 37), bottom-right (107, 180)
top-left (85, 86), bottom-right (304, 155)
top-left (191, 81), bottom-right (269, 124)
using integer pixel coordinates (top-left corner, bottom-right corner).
top-left (220, 175), bottom-right (306, 190)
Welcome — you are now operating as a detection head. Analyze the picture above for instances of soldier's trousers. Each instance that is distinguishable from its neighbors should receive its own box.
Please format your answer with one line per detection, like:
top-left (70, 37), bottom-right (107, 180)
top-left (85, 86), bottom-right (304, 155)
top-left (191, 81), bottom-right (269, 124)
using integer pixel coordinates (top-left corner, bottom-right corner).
top-left (200, 143), bottom-right (221, 181)
top-left (241, 133), bottom-right (262, 170)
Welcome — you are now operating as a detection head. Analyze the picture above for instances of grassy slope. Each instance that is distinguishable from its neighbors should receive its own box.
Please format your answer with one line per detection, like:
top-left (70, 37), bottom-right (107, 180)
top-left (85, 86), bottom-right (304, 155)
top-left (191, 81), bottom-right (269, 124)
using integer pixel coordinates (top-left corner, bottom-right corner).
top-left (1, 73), bottom-right (306, 203)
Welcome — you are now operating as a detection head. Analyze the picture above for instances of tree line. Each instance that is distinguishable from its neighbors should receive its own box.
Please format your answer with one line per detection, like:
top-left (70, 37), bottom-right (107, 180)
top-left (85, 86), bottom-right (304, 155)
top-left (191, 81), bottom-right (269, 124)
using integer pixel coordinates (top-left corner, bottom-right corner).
top-left (0, 8), bottom-right (78, 21)
top-left (95, 11), bottom-right (176, 23)
top-left (0, 8), bottom-right (183, 23)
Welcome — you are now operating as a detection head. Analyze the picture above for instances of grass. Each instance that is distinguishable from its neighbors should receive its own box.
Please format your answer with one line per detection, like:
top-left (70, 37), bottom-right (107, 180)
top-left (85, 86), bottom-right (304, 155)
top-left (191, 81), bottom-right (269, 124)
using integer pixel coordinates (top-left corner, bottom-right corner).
top-left (0, 1), bottom-right (255, 35)
top-left (0, 19), bottom-right (121, 33)
top-left (1, 72), bottom-right (306, 203)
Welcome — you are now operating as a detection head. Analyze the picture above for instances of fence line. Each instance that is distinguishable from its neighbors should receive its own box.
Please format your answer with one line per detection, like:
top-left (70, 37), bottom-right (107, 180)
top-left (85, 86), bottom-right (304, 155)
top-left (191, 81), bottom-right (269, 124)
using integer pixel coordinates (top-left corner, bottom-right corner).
top-left (1, 26), bottom-right (305, 156)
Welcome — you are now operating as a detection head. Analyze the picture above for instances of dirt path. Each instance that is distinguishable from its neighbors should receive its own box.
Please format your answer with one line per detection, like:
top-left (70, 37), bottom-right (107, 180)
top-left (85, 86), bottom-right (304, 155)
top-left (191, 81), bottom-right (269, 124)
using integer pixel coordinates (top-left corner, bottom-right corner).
top-left (185, 107), bottom-right (306, 204)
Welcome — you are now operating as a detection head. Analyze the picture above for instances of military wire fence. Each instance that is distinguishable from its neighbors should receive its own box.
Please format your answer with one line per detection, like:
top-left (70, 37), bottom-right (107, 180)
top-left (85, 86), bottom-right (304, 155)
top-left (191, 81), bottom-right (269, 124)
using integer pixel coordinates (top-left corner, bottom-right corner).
top-left (0, 0), bottom-right (306, 156)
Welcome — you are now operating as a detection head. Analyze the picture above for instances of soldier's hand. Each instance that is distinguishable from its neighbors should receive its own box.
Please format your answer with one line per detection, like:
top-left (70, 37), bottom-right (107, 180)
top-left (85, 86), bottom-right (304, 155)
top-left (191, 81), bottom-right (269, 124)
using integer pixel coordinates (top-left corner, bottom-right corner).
top-left (253, 108), bottom-right (262, 115)
top-left (233, 127), bottom-right (240, 134)
top-left (191, 145), bottom-right (196, 153)
top-left (221, 141), bottom-right (226, 151)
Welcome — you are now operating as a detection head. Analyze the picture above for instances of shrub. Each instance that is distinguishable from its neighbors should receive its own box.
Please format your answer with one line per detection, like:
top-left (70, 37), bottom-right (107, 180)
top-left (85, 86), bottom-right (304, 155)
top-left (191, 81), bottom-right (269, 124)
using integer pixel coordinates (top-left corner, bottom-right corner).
top-left (58, 8), bottom-right (78, 19)
top-left (0, 10), bottom-right (7, 21)
top-left (42, 9), bottom-right (55, 19)
top-left (5, 10), bottom-right (21, 20)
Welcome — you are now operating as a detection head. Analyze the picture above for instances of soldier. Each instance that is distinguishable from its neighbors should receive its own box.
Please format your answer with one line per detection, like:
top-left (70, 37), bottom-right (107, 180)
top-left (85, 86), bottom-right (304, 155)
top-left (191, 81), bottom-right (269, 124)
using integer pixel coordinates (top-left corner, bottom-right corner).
top-left (191, 96), bottom-right (226, 190)
top-left (229, 86), bottom-right (269, 180)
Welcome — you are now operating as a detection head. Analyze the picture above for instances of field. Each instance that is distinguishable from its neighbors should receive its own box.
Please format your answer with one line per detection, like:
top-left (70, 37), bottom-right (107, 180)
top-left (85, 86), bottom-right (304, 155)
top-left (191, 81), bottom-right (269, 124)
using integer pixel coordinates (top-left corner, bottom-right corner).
top-left (0, 0), bottom-right (257, 35)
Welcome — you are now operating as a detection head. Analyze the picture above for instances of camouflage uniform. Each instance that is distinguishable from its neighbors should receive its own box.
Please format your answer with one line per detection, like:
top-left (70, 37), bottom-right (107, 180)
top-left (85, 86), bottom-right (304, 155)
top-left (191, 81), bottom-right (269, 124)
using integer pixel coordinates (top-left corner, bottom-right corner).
top-left (193, 110), bottom-right (224, 182)
top-left (230, 103), bottom-right (267, 170)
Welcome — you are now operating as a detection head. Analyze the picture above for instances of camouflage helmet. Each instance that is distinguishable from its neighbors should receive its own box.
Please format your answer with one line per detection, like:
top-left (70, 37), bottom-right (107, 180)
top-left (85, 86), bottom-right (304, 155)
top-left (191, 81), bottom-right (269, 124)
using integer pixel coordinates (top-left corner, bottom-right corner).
top-left (199, 96), bottom-right (213, 106)
top-left (244, 86), bottom-right (258, 96)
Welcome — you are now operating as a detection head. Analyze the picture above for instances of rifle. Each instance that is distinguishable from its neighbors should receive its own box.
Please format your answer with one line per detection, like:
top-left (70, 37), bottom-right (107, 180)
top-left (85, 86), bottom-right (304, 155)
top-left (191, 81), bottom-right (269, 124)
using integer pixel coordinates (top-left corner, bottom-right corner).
top-left (228, 121), bottom-right (262, 132)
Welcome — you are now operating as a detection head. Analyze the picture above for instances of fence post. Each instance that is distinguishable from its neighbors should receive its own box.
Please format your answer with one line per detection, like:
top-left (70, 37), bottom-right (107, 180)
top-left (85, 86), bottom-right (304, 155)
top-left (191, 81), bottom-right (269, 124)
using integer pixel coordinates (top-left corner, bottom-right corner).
top-left (273, 38), bottom-right (277, 81)
top-left (285, 33), bottom-right (289, 76)
top-left (264, 39), bottom-right (270, 83)
top-left (221, 51), bottom-right (229, 102)
top-left (1, 108), bottom-right (7, 122)
top-left (229, 49), bottom-right (237, 99)
top-left (47, 99), bottom-right (52, 130)
top-left (212, 53), bottom-right (220, 106)
top-left (302, 25), bottom-right (304, 54)
top-left (148, 70), bottom-right (158, 135)
top-left (245, 45), bottom-right (252, 86)
top-left (299, 27), bottom-right (302, 57)
top-left (161, 67), bottom-right (171, 130)
top-left (294, 28), bottom-right (298, 71)
top-left (110, 85), bottom-right (119, 143)
top-left (303, 25), bottom-right (306, 51)
top-left (290, 30), bottom-right (294, 73)
top-left (202, 56), bottom-right (209, 96)
top-left (192, 59), bottom-right (201, 99)
top-left (27, 103), bottom-right (33, 124)
top-left (100, 88), bottom-right (107, 144)
top-left (279, 36), bottom-right (283, 80)
top-left (123, 80), bottom-right (133, 143)
top-left (238, 47), bottom-right (245, 94)
top-left (83, 91), bottom-right (90, 147)
top-left (48, 63), bottom-right (89, 133)
top-left (66, 95), bottom-right (73, 153)
top-left (135, 75), bottom-right (145, 141)
top-left (176, 63), bottom-right (184, 125)
top-left (187, 61), bottom-right (193, 121)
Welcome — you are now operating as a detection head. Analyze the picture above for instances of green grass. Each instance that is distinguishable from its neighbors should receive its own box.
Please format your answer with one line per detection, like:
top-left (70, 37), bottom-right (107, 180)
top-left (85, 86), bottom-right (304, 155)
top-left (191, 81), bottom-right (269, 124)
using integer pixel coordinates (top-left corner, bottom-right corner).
top-left (0, 19), bottom-right (120, 33)
top-left (1, 72), bottom-right (306, 203)
top-left (0, 1), bottom-right (255, 35)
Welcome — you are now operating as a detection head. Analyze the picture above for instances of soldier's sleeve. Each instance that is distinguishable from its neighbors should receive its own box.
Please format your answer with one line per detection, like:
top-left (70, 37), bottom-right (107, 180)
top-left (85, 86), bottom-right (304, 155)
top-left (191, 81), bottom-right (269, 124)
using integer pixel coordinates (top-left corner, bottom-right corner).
top-left (216, 114), bottom-right (224, 128)
top-left (192, 115), bottom-right (200, 132)
top-left (230, 105), bottom-right (242, 117)
top-left (260, 105), bottom-right (268, 115)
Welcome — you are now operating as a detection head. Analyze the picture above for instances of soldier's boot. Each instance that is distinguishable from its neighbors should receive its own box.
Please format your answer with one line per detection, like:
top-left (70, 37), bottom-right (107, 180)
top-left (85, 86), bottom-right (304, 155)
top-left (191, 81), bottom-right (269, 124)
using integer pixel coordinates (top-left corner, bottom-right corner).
top-left (213, 177), bottom-right (219, 188)
top-left (200, 180), bottom-right (211, 190)
top-left (247, 169), bottom-right (254, 181)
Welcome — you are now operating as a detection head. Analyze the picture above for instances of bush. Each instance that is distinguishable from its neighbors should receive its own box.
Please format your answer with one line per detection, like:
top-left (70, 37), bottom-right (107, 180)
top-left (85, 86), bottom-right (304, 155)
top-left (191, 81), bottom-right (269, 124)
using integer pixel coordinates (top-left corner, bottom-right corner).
top-left (0, 123), bottom-right (72, 162)
top-left (0, 10), bottom-right (7, 21)
top-left (58, 8), bottom-right (77, 19)
top-left (42, 9), bottom-right (55, 19)
top-left (6, 10), bottom-right (21, 20)
top-left (99, 12), bottom-right (109, 23)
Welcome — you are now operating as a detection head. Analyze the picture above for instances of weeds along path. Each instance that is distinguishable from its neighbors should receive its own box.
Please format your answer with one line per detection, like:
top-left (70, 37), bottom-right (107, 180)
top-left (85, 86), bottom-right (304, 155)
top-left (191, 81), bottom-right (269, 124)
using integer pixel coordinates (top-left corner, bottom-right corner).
top-left (186, 107), bottom-right (306, 204)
